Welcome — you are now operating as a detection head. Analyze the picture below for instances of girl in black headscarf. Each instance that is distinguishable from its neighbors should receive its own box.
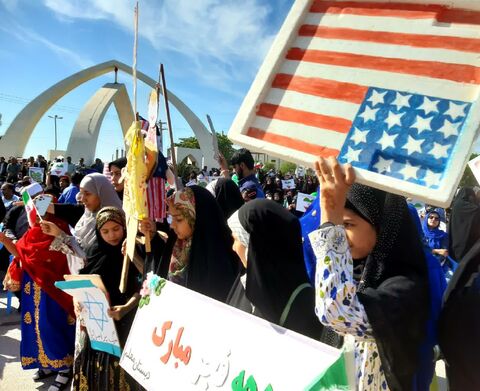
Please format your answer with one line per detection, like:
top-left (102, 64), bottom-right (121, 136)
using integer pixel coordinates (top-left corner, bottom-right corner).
top-left (207, 177), bottom-right (244, 220)
top-left (311, 157), bottom-right (430, 391)
top-left (226, 199), bottom-right (337, 343)
top-left (156, 185), bottom-right (237, 302)
top-left (447, 187), bottom-right (480, 262)
top-left (439, 240), bottom-right (480, 390)
top-left (72, 207), bottom-right (142, 391)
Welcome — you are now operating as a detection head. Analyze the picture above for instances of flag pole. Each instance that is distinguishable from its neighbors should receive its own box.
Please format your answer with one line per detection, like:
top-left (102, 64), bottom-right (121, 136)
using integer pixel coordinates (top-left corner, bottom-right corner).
top-left (120, 1), bottom-right (140, 292)
top-left (159, 64), bottom-right (183, 190)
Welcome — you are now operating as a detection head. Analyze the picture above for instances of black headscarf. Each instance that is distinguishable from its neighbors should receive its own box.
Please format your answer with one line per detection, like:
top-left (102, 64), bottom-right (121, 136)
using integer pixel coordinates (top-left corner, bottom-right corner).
top-left (448, 187), bottom-right (480, 262)
top-left (439, 241), bottom-right (480, 390)
top-left (345, 184), bottom-right (429, 391)
top-left (214, 178), bottom-right (244, 220)
top-left (81, 209), bottom-right (136, 307)
top-left (238, 199), bottom-right (311, 323)
top-left (159, 185), bottom-right (238, 302)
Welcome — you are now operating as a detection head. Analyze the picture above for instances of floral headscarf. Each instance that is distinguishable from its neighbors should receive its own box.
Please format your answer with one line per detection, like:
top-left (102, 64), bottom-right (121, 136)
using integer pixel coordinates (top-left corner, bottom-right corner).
top-left (167, 188), bottom-right (196, 285)
top-left (168, 187), bottom-right (196, 229)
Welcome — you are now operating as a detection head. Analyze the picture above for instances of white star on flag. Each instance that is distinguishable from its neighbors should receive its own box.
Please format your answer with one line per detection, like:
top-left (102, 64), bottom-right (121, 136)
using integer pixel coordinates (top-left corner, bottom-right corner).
top-left (401, 135), bottom-right (424, 155)
top-left (418, 97), bottom-right (439, 115)
top-left (373, 156), bottom-right (394, 174)
top-left (438, 118), bottom-right (461, 138)
top-left (445, 102), bottom-right (467, 121)
top-left (368, 90), bottom-right (387, 107)
top-left (377, 132), bottom-right (397, 150)
top-left (391, 92), bottom-right (412, 109)
top-left (399, 161), bottom-right (420, 180)
top-left (359, 106), bottom-right (379, 122)
top-left (412, 115), bottom-right (433, 133)
top-left (350, 127), bottom-right (368, 145)
top-left (385, 111), bottom-right (403, 129)
top-left (344, 146), bottom-right (361, 162)
top-left (423, 170), bottom-right (442, 188)
top-left (429, 142), bottom-right (450, 159)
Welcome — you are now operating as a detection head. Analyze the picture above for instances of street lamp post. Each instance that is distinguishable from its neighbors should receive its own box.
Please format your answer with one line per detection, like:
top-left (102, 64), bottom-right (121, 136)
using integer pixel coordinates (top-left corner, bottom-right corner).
top-left (48, 114), bottom-right (63, 151)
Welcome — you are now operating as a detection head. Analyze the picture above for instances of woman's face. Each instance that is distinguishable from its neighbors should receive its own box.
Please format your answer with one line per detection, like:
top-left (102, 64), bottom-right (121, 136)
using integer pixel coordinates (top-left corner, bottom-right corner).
top-left (232, 233), bottom-right (247, 268)
top-left (110, 165), bottom-right (124, 192)
top-left (343, 208), bottom-right (377, 260)
top-left (79, 188), bottom-right (101, 212)
top-left (427, 213), bottom-right (440, 229)
top-left (99, 221), bottom-right (124, 246)
top-left (169, 205), bottom-right (194, 240)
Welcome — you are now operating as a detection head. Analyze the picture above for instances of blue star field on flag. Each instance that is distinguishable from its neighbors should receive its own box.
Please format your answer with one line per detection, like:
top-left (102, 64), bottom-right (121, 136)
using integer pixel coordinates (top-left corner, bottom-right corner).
top-left (337, 87), bottom-right (471, 189)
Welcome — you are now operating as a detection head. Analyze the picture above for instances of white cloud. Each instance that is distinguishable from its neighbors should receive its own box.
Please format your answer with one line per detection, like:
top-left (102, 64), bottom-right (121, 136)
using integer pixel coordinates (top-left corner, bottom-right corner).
top-left (42, 0), bottom-right (279, 88)
top-left (0, 22), bottom-right (93, 69)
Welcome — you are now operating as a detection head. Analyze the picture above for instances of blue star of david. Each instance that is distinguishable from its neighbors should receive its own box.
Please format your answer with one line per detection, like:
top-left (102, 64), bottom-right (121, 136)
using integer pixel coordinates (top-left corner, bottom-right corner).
top-left (83, 291), bottom-right (108, 331)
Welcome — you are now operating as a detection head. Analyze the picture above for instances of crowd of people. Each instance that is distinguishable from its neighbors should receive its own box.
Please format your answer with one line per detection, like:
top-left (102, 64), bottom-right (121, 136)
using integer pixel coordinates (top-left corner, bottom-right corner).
top-left (0, 147), bottom-right (479, 391)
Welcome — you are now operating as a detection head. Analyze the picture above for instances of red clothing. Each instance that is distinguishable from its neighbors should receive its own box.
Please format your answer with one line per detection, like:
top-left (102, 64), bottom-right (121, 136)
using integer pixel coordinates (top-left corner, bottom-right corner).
top-left (14, 221), bottom-right (74, 317)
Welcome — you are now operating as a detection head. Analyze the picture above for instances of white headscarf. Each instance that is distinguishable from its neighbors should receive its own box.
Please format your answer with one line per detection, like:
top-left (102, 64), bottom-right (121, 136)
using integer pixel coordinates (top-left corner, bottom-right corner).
top-left (227, 210), bottom-right (250, 248)
top-left (74, 173), bottom-right (123, 250)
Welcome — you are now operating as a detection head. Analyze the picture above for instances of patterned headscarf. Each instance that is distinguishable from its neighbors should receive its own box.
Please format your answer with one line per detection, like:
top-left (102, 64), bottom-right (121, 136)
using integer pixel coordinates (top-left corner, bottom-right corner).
top-left (167, 187), bottom-right (196, 285)
top-left (96, 207), bottom-right (126, 230)
top-left (168, 187), bottom-right (196, 229)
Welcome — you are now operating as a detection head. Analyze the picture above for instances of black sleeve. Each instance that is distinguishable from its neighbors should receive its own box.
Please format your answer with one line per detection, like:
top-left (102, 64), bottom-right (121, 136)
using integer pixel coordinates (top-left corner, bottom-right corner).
top-left (283, 286), bottom-right (328, 342)
top-left (0, 200), bottom-right (7, 223)
top-left (53, 203), bottom-right (85, 227)
top-left (3, 206), bottom-right (23, 240)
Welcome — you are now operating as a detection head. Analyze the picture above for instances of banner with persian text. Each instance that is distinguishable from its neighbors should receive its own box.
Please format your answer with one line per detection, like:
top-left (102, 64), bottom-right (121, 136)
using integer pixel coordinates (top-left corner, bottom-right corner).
top-left (120, 276), bottom-right (349, 390)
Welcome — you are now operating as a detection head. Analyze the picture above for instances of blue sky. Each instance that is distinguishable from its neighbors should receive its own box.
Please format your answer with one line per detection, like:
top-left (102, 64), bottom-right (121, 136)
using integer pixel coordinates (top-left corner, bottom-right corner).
top-left (0, 0), bottom-right (293, 163)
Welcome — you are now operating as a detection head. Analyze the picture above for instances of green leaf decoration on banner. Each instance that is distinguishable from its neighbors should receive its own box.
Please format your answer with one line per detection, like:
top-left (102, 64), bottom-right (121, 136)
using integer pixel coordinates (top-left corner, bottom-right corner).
top-left (304, 352), bottom-right (350, 390)
top-left (155, 279), bottom-right (167, 296)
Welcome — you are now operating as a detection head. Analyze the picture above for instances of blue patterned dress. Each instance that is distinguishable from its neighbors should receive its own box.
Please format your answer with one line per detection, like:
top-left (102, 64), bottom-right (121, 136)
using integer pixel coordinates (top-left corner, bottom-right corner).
top-left (20, 272), bottom-right (75, 371)
top-left (309, 225), bottom-right (389, 391)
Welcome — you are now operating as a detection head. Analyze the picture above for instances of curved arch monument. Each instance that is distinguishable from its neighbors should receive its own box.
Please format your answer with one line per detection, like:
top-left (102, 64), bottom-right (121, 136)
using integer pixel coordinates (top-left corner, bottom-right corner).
top-left (1, 60), bottom-right (217, 167)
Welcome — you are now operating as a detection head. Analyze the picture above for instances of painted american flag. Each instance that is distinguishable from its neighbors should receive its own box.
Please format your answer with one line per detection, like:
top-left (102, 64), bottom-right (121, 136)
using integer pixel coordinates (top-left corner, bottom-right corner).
top-left (230, 0), bottom-right (480, 199)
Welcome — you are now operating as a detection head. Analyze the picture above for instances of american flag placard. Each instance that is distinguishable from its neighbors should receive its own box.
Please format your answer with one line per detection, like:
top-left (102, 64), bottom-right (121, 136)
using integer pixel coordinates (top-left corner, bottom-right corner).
top-left (228, 0), bottom-right (480, 206)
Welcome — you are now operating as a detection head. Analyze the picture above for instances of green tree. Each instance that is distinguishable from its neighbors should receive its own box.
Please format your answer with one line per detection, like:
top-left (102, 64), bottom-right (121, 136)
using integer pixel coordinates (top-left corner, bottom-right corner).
top-left (176, 159), bottom-right (198, 181)
top-left (175, 133), bottom-right (236, 163)
top-left (216, 133), bottom-right (236, 162)
top-left (280, 161), bottom-right (297, 175)
top-left (459, 153), bottom-right (479, 187)
top-left (175, 136), bottom-right (199, 149)
top-left (262, 162), bottom-right (275, 172)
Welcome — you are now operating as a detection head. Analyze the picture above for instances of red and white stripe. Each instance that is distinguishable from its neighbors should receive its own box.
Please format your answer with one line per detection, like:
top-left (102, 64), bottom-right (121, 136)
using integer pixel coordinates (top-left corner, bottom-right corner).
top-left (147, 177), bottom-right (167, 222)
top-left (247, 0), bottom-right (480, 159)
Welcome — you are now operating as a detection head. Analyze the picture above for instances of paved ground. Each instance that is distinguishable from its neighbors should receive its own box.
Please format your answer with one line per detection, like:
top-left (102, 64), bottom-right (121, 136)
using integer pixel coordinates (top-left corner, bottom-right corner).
top-left (0, 291), bottom-right (66, 391)
top-left (0, 290), bottom-right (448, 391)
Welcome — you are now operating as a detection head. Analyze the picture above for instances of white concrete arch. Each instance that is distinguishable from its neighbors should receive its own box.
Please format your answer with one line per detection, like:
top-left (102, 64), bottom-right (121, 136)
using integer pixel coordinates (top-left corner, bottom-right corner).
top-left (66, 83), bottom-right (134, 164)
top-left (1, 60), bottom-right (216, 168)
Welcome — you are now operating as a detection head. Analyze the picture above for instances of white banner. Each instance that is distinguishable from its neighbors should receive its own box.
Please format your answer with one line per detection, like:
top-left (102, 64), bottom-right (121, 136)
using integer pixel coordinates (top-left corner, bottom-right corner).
top-left (296, 192), bottom-right (314, 213)
top-left (28, 167), bottom-right (44, 183)
top-left (50, 162), bottom-right (67, 177)
top-left (55, 278), bottom-right (121, 357)
top-left (468, 155), bottom-right (480, 186)
top-left (281, 179), bottom-right (295, 190)
top-left (120, 277), bottom-right (343, 390)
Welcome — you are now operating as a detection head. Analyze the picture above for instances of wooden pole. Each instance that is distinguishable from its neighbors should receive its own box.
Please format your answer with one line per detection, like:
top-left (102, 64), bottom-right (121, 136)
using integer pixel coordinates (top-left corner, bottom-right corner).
top-left (159, 64), bottom-right (183, 190)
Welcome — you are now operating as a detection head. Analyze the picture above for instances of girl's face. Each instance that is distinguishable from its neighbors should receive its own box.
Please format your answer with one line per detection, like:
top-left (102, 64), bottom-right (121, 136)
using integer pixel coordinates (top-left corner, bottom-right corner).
top-left (99, 221), bottom-right (124, 246)
top-left (79, 188), bottom-right (101, 212)
top-left (169, 205), bottom-right (194, 240)
top-left (427, 213), bottom-right (440, 229)
top-left (232, 234), bottom-right (247, 268)
top-left (343, 208), bottom-right (377, 260)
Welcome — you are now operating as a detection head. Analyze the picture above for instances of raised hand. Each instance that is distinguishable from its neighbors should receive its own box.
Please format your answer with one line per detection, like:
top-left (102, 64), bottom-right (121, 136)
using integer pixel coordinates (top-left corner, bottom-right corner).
top-left (314, 157), bottom-right (355, 225)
